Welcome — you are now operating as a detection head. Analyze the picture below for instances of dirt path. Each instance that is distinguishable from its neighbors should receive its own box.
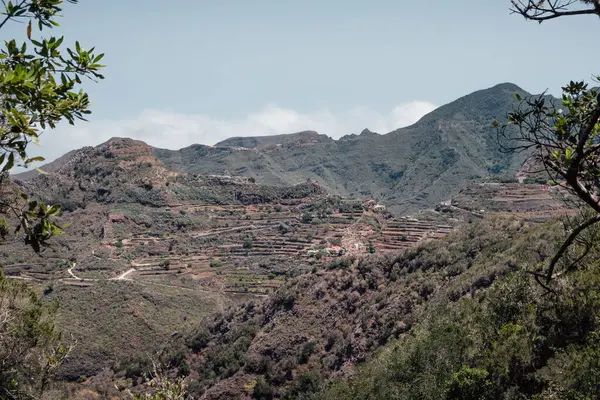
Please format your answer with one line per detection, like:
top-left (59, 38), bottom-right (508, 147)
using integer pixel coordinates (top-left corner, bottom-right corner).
top-left (130, 260), bottom-right (155, 267)
top-left (6, 275), bottom-right (34, 281)
top-left (110, 268), bottom-right (136, 281)
top-left (66, 263), bottom-right (97, 281)
top-left (190, 224), bottom-right (272, 238)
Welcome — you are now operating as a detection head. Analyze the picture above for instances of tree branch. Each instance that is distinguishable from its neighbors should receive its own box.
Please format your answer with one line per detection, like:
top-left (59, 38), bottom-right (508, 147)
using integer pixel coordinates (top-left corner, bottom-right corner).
top-left (511, 0), bottom-right (600, 22)
top-left (0, 0), bottom-right (27, 30)
top-left (545, 214), bottom-right (600, 283)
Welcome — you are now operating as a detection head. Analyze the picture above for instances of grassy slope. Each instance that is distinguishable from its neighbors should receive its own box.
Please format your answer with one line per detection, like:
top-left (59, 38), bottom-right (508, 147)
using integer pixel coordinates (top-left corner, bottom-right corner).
top-left (48, 281), bottom-right (227, 380)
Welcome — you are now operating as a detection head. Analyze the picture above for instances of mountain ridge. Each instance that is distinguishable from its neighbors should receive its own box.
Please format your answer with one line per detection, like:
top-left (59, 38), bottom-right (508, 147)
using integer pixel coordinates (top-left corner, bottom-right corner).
top-left (16, 82), bottom-right (534, 213)
top-left (153, 82), bottom-right (533, 213)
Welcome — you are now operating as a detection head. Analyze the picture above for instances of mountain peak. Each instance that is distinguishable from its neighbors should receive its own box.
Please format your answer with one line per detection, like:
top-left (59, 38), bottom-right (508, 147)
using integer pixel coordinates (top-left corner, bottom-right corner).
top-left (360, 128), bottom-right (377, 136)
top-left (489, 82), bottom-right (526, 93)
top-left (410, 82), bottom-right (531, 127)
top-left (214, 130), bottom-right (330, 149)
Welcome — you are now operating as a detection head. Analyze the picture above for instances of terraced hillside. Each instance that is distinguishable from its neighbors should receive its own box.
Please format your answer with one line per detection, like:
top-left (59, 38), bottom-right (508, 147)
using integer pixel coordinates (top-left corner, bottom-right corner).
top-left (448, 182), bottom-right (576, 222)
top-left (2, 138), bottom-right (459, 377)
top-left (2, 194), bottom-right (456, 296)
top-left (3, 134), bottom-right (578, 380)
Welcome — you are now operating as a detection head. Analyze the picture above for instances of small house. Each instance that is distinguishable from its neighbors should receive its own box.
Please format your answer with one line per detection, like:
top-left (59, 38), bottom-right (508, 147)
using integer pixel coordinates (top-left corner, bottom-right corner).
top-left (373, 204), bottom-right (386, 212)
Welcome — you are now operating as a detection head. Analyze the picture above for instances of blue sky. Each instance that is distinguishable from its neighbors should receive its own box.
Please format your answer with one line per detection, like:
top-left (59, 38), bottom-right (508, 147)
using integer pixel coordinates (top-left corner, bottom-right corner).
top-left (9, 0), bottom-right (600, 163)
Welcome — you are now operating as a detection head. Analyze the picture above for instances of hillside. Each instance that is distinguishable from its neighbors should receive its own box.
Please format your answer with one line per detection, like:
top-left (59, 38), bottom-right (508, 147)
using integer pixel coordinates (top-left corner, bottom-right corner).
top-left (3, 137), bottom-right (463, 379)
top-left (153, 83), bottom-right (532, 214)
top-left (2, 82), bottom-right (579, 398)
top-left (80, 214), bottom-right (588, 399)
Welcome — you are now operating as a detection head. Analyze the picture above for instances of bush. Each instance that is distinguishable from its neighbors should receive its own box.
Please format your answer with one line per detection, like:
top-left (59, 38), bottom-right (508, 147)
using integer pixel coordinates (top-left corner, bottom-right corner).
top-left (252, 377), bottom-right (274, 399)
top-left (210, 259), bottom-right (223, 268)
top-left (445, 366), bottom-right (495, 400)
top-left (294, 372), bottom-right (323, 397)
top-left (302, 213), bottom-right (313, 224)
top-left (368, 242), bottom-right (376, 254)
top-left (278, 222), bottom-right (291, 234)
top-left (187, 327), bottom-right (211, 352)
top-left (298, 341), bottom-right (316, 364)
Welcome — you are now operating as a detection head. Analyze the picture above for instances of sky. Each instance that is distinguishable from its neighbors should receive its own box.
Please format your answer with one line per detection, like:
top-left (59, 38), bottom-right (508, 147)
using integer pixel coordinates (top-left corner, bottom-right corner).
top-left (7, 0), bottom-right (600, 166)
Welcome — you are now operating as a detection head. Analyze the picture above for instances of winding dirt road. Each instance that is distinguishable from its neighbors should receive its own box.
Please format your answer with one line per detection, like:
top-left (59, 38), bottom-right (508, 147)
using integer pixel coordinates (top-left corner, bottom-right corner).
top-left (110, 268), bottom-right (136, 281)
top-left (66, 263), bottom-right (136, 282)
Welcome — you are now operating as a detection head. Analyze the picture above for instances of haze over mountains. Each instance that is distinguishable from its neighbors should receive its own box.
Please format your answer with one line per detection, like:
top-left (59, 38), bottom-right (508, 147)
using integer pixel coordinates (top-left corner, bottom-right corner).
top-left (18, 82), bottom-right (533, 213)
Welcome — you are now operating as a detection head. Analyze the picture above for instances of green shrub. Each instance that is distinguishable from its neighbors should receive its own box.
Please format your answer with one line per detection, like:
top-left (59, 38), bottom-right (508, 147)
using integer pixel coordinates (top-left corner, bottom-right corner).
top-left (368, 242), bottom-right (376, 254)
top-left (252, 377), bottom-right (274, 399)
top-left (210, 259), bottom-right (223, 268)
top-left (298, 341), bottom-right (316, 364)
top-left (302, 213), bottom-right (313, 224)
top-left (445, 366), bottom-right (495, 400)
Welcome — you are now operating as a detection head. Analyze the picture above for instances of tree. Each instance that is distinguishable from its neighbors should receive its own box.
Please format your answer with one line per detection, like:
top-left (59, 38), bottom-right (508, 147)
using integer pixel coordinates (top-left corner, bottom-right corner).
top-left (0, 0), bottom-right (104, 397)
top-left (497, 0), bottom-right (600, 285)
top-left (0, 0), bottom-right (105, 252)
top-left (130, 360), bottom-right (190, 400)
top-left (0, 271), bottom-right (74, 399)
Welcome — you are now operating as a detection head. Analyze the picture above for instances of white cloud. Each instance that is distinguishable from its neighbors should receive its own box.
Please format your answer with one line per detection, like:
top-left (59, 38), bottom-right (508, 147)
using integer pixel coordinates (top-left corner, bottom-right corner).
top-left (27, 100), bottom-right (437, 165)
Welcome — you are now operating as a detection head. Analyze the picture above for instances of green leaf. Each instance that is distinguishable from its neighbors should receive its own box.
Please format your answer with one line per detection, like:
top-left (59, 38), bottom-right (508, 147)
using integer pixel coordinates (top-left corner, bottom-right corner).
top-left (565, 147), bottom-right (574, 160)
top-left (3, 153), bottom-right (15, 172)
top-left (35, 167), bottom-right (49, 175)
top-left (25, 156), bottom-right (45, 163)
top-left (48, 204), bottom-right (61, 215)
top-left (515, 93), bottom-right (522, 101)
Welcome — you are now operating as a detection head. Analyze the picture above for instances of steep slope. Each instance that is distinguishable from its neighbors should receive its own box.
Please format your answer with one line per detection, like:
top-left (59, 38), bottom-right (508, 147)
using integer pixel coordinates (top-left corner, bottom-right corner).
top-left (4, 138), bottom-right (335, 378)
top-left (88, 215), bottom-right (565, 399)
top-left (4, 137), bottom-right (461, 380)
top-left (154, 83), bottom-right (532, 214)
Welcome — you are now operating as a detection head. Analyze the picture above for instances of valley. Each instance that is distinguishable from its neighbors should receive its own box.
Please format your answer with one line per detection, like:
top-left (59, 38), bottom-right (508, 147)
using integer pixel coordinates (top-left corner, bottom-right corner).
top-left (0, 82), bottom-right (586, 398)
top-left (3, 0), bottom-right (600, 398)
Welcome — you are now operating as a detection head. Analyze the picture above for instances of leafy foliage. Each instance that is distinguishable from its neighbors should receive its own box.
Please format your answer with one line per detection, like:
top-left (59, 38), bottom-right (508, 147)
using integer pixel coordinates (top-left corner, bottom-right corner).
top-left (130, 361), bottom-right (190, 400)
top-left (0, 1), bottom-right (104, 398)
top-left (0, 0), bottom-right (104, 252)
top-left (321, 260), bottom-right (600, 399)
